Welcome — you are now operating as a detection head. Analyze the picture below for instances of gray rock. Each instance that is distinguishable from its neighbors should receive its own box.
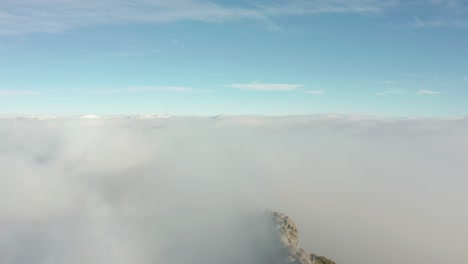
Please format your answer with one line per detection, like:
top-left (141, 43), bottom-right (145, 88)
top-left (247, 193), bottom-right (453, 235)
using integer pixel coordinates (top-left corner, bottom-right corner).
top-left (268, 210), bottom-right (336, 264)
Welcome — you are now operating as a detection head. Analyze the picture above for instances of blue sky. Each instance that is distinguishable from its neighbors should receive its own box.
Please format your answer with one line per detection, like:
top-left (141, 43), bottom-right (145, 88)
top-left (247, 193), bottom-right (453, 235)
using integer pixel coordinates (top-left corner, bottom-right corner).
top-left (0, 0), bottom-right (467, 116)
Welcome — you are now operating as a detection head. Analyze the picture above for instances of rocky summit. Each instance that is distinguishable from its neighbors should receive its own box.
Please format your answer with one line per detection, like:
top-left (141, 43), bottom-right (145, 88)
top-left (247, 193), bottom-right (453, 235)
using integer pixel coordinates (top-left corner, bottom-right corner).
top-left (153, 209), bottom-right (336, 264)
top-left (269, 211), bottom-right (336, 264)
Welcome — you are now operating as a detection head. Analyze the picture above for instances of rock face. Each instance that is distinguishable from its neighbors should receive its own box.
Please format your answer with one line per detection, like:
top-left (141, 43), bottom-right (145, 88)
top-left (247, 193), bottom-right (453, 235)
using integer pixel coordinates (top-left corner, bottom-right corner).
top-left (269, 211), bottom-right (336, 264)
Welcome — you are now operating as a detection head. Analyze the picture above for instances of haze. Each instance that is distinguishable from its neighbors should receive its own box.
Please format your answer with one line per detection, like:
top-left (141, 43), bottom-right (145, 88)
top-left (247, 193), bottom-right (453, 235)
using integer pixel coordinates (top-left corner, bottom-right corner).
top-left (0, 115), bottom-right (467, 264)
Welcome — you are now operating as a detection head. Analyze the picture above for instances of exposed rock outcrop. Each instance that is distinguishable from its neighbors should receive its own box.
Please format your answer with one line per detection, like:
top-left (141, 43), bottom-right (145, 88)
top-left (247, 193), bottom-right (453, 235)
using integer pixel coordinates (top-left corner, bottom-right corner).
top-left (269, 211), bottom-right (336, 264)
top-left (157, 209), bottom-right (335, 264)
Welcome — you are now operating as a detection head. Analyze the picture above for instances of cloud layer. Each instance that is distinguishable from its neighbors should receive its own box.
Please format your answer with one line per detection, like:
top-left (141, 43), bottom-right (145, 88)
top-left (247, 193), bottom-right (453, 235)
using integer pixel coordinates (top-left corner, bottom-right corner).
top-left (0, 0), bottom-right (396, 35)
top-left (0, 115), bottom-right (467, 264)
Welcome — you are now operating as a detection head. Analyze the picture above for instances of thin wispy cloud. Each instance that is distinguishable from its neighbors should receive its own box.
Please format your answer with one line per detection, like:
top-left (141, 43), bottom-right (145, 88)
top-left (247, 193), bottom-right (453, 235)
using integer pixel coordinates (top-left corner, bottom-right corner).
top-left (395, 0), bottom-right (468, 29)
top-left (0, 0), bottom-right (264, 35)
top-left (1, 1), bottom-right (467, 35)
top-left (418, 89), bottom-right (442, 95)
top-left (229, 82), bottom-right (303, 91)
top-left (93, 49), bottom-right (162, 58)
top-left (305, 90), bottom-right (325, 95)
top-left (87, 86), bottom-right (211, 95)
top-left (375, 89), bottom-right (404, 96)
top-left (431, 0), bottom-right (465, 10)
top-left (410, 16), bottom-right (468, 29)
top-left (262, 0), bottom-right (397, 15)
top-left (0, 0), bottom-right (397, 35)
top-left (127, 86), bottom-right (211, 93)
top-left (0, 90), bottom-right (39, 96)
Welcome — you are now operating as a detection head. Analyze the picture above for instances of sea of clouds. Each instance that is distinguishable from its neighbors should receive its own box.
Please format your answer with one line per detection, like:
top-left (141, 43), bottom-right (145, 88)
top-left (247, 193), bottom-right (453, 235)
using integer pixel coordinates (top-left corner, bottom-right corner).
top-left (0, 115), bottom-right (467, 264)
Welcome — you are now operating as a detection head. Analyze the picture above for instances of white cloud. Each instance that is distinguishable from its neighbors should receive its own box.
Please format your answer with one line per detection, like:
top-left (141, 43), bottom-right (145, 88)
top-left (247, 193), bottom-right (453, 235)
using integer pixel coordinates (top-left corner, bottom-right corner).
top-left (375, 89), bottom-right (403, 96)
top-left (87, 86), bottom-right (211, 95)
top-left (418, 89), bottom-right (442, 95)
top-left (127, 86), bottom-right (211, 93)
top-left (0, 89), bottom-right (39, 96)
top-left (304, 90), bottom-right (325, 95)
top-left (229, 82), bottom-right (303, 91)
top-left (464, 76), bottom-right (468, 82)
top-left (0, 116), bottom-right (467, 264)
top-left (2, 1), bottom-right (467, 34)
top-left (0, 0), bottom-right (397, 35)
top-left (0, 0), bottom-right (264, 35)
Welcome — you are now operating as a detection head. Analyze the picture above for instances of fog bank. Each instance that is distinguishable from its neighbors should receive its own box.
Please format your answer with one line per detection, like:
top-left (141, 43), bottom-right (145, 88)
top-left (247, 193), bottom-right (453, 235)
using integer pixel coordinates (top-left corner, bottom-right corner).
top-left (1, 115), bottom-right (467, 264)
